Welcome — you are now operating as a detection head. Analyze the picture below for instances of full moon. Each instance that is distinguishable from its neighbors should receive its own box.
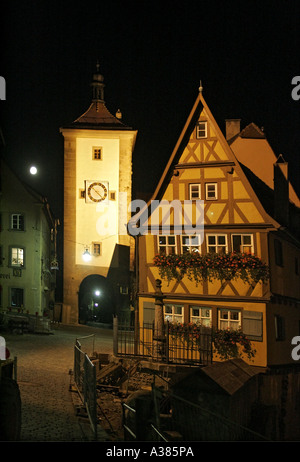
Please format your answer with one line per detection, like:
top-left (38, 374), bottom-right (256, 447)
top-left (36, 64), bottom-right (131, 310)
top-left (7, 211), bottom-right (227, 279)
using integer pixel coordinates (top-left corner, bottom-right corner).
top-left (30, 166), bottom-right (37, 175)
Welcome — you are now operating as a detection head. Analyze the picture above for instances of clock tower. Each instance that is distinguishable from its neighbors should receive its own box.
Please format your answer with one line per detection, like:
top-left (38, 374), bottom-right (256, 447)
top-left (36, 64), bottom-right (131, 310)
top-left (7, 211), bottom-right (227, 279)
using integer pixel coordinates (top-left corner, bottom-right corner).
top-left (60, 65), bottom-right (137, 324)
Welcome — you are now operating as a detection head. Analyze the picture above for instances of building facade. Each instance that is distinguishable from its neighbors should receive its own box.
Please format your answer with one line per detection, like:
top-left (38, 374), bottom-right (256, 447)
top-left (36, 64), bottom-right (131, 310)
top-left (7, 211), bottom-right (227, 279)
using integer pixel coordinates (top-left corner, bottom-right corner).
top-left (135, 87), bottom-right (300, 368)
top-left (60, 65), bottom-right (137, 324)
top-left (0, 156), bottom-right (58, 317)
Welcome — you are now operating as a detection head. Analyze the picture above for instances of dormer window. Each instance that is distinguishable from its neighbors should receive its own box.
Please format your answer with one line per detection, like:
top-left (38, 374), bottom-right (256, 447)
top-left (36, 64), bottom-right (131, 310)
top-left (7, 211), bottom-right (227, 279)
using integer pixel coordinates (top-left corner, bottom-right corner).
top-left (196, 121), bottom-right (207, 139)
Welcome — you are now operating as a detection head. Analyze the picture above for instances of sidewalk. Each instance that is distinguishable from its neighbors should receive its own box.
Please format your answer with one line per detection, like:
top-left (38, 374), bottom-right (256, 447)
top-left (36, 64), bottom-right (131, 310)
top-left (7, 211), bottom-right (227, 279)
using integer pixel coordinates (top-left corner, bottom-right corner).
top-left (3, 323), bottom-right (114, 442)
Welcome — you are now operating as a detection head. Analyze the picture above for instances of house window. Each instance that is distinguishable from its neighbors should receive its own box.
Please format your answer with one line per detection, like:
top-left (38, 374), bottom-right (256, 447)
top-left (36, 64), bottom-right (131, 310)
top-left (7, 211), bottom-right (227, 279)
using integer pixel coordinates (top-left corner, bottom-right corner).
top-left (196, 121), bottom-right (207, 139)
top-left (275, 315), bottom-right (285, 341)
top-left (11, 288), bottom-right (24, 308)
top-left (190, 306), bottom-right (212, 327)
top-left (232, 234), bottom-right (253, 254)
top-left (219, 309), bottom-right (241, 330)
top-left (164, 304), bottom-right (183, 323)
top-left (10, 247), bottom-right (24, 267)
top-left (207, 234), bottom-right (227, 254)
top-left (93, 147), bottom-right (102, 160)
top-left (274, 239), bottom-right (283, 267)
top-left (158, 235), bottom-right (177, 255)
top-left (92, 243), bottom-right (101, 256)
top-left (181, 235), bottom-right (201, 253)
top-left (189, 184), bottom-right (201, 200)
top-left (205, 183), bottom-right (217, 200)
top-left (11, 214), bottom-right (24, 231)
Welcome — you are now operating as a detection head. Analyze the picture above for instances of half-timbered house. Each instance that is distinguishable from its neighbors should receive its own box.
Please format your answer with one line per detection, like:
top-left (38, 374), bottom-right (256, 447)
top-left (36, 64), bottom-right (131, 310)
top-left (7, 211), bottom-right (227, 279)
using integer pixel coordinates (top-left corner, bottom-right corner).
top-left (135, 86), bottom-right (300, 368)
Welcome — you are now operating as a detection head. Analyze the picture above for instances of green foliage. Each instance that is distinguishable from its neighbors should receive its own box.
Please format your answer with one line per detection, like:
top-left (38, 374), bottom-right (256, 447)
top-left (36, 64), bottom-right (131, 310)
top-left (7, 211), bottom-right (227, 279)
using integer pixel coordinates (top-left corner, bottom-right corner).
top-left (153, 251), bottom-right (269, 285)
top-left (167, 322), bottom-right (256, 361)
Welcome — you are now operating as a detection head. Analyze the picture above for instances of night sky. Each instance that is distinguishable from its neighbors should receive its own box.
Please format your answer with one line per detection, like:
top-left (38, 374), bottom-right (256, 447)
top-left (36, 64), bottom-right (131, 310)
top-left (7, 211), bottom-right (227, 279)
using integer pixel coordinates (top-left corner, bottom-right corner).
top-left (1, 0), bottom-right (300, 223)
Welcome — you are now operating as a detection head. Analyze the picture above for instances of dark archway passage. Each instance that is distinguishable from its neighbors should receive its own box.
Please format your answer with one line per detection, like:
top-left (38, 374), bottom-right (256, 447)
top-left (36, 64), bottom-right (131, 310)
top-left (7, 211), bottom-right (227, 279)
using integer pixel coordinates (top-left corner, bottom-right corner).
top-left (78, 274), bottom-right (115, 325)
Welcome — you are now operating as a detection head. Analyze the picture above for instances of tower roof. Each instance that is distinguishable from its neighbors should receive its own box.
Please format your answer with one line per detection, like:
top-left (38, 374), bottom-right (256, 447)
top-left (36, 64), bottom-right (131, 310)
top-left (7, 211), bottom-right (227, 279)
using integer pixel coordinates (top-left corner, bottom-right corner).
top-left (62, 64), bottom-right (133, 131)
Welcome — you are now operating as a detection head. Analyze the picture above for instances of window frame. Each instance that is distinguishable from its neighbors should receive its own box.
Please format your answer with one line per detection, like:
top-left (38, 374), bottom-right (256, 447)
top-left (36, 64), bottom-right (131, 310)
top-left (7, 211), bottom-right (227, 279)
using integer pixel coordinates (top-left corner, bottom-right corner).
top-left (10, 287), bottom-right (24, 308)
top-left (196, 121), bottom-right (208, 139)
top-left (158, 235), bottom-right (177, 255)
top-left (164, 304), bottom-right (184, 323)
top-left (189, 183), bottom-right (201, 200)
top-left (190, 306), bottom-right (212, 327)
top-left (231, 234), bottom-right (254, 254)
top-left (92, 242), bottom-right (101, 257)
top-left (10, 246), bottom-right (25, 267)
top-left (205, 183), bottom-right (218, 200)
top-left (206, 234), bottom-right (228, 254)
top-left (11, 213), bottom-right (25, 231)
top-left (218, 309), bottom-right (241, 330)
top-left (92, 146), bottom-right (102, 160)
top-left (181, 234), bottom-right (201, 254)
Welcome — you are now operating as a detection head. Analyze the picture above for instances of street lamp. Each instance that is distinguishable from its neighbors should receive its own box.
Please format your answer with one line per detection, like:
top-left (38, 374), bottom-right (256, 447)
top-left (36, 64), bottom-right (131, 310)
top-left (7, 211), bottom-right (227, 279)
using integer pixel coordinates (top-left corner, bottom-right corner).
top-left (82, 248), bottom-right (92, 262)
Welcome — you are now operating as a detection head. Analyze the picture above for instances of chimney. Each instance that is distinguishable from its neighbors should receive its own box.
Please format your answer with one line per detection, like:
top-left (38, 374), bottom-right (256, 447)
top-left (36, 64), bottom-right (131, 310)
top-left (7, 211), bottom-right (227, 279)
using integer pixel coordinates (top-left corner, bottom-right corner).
top-left (225, 119), bottom-right (241, 141)
top-left (274, 154), bottom-right (289, 227)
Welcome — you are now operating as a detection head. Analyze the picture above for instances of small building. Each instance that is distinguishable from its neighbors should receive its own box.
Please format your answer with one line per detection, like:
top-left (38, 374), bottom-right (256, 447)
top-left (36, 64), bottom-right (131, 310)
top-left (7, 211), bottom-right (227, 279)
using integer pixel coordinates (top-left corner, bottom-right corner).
top-left (170, 359), bottom-right (260, 440)
top-left (0, 156), bottom-right (58, 318)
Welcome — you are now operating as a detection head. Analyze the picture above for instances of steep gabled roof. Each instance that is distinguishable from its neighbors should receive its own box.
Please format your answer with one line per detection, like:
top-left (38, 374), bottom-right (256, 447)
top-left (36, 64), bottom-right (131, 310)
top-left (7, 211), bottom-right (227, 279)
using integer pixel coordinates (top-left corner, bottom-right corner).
top-left (148, 88), bottom-right (279, 228)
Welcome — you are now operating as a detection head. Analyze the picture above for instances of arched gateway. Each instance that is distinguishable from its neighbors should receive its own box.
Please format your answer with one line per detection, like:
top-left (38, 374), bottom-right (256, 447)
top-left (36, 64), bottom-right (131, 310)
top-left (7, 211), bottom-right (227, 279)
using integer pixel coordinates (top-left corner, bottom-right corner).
top-left (78, 275), bottom-right (114, 324)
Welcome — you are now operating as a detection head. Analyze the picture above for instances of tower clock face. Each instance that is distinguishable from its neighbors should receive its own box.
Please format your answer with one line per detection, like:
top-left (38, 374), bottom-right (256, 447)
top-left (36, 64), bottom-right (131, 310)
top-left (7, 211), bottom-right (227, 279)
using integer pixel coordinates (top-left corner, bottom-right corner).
top-left (86, 181), bottom-right (108, 202)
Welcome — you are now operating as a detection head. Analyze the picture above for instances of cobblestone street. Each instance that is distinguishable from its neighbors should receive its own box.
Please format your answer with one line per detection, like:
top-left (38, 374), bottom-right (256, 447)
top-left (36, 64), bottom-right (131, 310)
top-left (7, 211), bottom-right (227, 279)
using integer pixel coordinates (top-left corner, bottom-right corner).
top-left (3, 323), bottom-right (113, 442)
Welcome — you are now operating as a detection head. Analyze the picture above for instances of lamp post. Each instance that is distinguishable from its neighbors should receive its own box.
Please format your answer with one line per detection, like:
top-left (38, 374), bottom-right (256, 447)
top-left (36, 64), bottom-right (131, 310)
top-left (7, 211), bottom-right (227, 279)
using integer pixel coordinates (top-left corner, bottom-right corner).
top-left (153, 279), bottom-right (166, 361)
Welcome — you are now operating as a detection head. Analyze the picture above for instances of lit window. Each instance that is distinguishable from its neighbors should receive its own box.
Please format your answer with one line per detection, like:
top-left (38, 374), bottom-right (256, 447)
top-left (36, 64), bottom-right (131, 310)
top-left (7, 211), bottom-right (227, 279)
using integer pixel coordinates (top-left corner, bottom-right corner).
top-left (158, 235), bottom-right (177, 255)
top-left (232, 234), bottom-right (253, 254)
top-left (205, 183), bottom-right (217, 200)
top-left (196, 121), bottom-right (207, 139)
top-left (189, 184), bottom-right (201, 199)
top-left (190, 306), bottom-right (212, 327)
top-left (181, 235), bottom-right (201, 253)
top-left (93, 147), bottom-right (102, 160)
top-left (11, 247), bottom-right (24, 267)
top-left (207, 234), bottom-right (227, 254)
top-left (11, 214), bottom-right (24, 231)
top-left (11, 288), bottom-right (24, 308)
top-left (219, 309), bottom-right (241, 330)
top-left (164, 305), bottom-right (183, 323)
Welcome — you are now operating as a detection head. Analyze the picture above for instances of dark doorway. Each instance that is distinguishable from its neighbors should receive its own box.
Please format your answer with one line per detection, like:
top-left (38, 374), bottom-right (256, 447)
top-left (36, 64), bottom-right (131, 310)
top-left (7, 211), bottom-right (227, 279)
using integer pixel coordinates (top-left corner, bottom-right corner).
top-left (78, 274), bottom-right (114, 325)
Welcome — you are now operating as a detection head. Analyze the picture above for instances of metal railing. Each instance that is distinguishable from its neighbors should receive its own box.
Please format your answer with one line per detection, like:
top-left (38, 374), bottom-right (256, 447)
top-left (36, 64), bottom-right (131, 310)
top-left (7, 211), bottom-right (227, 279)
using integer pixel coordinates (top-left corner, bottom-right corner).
top-left (114, 319), bottom-right (212, 366)
top-left (73, 336), bottom-right (98, 440)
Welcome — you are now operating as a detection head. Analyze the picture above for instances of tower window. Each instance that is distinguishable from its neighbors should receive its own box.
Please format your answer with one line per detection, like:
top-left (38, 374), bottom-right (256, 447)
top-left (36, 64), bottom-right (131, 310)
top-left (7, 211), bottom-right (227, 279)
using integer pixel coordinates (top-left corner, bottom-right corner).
top-left (196, 121), bottom-right (207, 139)
top-left (93, 147), bottom-right (102, 160)
top-left (92, 243), bottom-right (101, 256)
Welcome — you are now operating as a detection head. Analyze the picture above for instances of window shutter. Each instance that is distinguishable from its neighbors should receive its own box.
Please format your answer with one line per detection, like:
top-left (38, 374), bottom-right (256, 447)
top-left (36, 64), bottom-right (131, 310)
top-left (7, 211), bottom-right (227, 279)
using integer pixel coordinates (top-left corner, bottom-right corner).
top-left (243, 310), bottom-right (263, 341)
top-left (143, 302), bottom-right (155, 325)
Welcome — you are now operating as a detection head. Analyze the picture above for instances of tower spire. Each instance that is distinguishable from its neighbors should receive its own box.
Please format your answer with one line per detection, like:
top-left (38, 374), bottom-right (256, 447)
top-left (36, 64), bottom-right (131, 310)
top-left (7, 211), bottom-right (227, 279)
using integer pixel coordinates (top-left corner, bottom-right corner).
top-left (91, 61), bottom-right (105, 102)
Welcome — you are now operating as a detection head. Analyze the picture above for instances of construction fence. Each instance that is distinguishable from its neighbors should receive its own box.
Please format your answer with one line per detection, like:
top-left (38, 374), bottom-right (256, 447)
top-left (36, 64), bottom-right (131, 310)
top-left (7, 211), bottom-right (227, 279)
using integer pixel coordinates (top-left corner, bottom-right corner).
top-left (73, 335), bottom-right (98, 440)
